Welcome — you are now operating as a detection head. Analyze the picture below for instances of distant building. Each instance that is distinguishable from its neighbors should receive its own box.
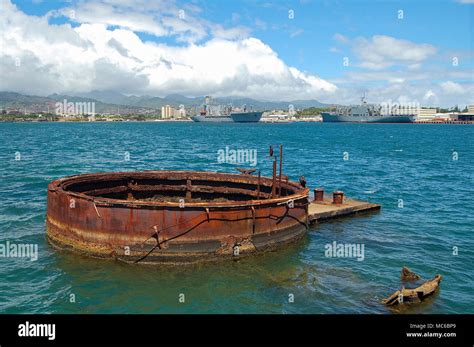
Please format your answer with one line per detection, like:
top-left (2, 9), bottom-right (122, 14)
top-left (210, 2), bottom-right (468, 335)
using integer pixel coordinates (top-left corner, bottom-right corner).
top-left (433, 113), bottom-right (452, 121)
top-left (178, 105), bottom-right (186, 118)
top-left (261, 110), bottom-right (293, 122)
top-left (161, 105), bottom-right (186, 119)
top-left (161, 105), bottom-right (172, 119)
top-left (456, 105), bottom-right (474, 121)
top-left (416, 108), bottom-right (437, 121)
top-left (458, 113), bottom-right (474, 121)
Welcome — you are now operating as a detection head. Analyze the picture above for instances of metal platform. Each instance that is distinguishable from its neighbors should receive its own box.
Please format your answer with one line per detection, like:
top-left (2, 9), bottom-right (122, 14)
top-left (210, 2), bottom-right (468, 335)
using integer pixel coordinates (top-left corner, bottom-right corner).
top-left (308, 194), bottom-right (380, 224)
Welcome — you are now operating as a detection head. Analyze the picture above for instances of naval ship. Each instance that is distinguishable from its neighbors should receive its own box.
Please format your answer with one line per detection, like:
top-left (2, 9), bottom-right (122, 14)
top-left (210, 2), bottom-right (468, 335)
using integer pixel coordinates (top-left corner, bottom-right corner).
top-left (191, 96), bottom-right (262, 123)
top-left (321, 97), bottom-right (415, 123)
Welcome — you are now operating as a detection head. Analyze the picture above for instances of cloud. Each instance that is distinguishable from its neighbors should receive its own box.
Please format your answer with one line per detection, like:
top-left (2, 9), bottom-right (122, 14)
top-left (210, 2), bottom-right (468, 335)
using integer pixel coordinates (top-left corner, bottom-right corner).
top-left (211, 25), bottom-right (251, 40)
top-left (322, 79), bottom-right (474, 107)
top-left (439, 81), bottom-right (465, 94)
top-left (1, 0), bottom-right (471, 107)
top-left (0, 0), bottom-right (337, 101)
top-left (254, 18), bottom-right (267, 30)
top-left (423, 90), bottom-right (437, 104)
top-left (352, 35), bottom-right (437, 70)
top-left (333, 33), bottom-right (349, 44)
top-left (289, 28), bottom-right (304, 38)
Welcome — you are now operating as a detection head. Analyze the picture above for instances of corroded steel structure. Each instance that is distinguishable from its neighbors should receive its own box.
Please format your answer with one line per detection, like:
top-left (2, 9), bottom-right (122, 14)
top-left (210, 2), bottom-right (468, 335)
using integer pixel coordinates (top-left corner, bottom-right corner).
top-left (46, 171), bottom-right (309, 264)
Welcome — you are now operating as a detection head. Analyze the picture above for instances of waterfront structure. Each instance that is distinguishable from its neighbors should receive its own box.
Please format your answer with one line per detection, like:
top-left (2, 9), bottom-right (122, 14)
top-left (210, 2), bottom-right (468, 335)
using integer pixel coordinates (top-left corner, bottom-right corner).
top-left (454, 105), bottom-right (474, 121)
top-left (261, 111), bottom-right (294, 123)
top-left (457, 113), bottom-right (474, 122)
top-left (416, 108), bottom-right (438, 122)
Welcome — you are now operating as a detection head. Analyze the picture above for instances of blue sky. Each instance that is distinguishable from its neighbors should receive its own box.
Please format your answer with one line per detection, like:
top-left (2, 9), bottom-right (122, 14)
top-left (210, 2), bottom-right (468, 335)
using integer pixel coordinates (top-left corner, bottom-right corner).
top-left (195, 0), bottom-right (472, 76)
top-left (2, 0), bottom-right (473, 106)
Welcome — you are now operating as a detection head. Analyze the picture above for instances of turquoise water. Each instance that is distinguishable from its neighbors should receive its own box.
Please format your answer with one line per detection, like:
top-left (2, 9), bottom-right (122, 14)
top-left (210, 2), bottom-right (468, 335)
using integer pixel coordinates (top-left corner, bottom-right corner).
top-left (0, 122), bottom-right (473, 314)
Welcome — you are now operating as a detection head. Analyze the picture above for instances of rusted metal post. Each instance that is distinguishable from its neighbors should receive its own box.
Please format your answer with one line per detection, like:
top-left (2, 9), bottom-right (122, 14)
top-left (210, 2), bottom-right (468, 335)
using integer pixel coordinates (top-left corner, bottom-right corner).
top-left (186, 179), bottom-right (192, 200)
top-left (127, 180), bottom-right (134, 200)
top-left (333, 191), bottom-right (344, 205)
top-left (257, 171), bottom-right (261, 200)
top-left (271, 159), bottom-right (276, 198)
top-left (278, 145), bottom-right (283, 197)
top-left (314, 188), bottom-right (324, 202)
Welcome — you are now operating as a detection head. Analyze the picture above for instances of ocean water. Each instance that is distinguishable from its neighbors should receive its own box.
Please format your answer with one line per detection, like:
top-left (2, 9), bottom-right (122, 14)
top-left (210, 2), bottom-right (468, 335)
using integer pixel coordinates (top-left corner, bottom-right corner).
top-left (0, 122), bottom-right (472, 314)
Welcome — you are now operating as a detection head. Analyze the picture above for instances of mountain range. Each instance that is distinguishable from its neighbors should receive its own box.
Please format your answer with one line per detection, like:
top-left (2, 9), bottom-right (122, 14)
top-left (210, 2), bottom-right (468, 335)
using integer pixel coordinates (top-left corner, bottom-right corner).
top-left (0, 91), bottom-right (330, 114)
top-left (72, 90), bottom-right (330, 109)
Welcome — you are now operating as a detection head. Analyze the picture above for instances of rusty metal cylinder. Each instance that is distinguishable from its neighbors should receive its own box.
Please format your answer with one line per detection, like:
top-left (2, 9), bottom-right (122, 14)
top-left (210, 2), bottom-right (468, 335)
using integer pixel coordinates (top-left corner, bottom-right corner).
top-left (314, 188), bottom-right (324, 202)
top-left (333, 191), bottom-right (344, 205)
top-left (45, 171), bottom-right (310, 264)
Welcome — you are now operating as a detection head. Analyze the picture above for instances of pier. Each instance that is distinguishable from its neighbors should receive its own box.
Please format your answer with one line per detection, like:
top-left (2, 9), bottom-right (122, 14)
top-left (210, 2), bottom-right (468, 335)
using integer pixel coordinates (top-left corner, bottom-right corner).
top-left (308, 190), bottom-right (381, 224)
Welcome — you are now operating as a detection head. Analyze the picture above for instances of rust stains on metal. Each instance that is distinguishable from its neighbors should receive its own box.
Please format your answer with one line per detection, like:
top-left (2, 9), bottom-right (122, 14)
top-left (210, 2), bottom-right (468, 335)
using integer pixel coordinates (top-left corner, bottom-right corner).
top-left (332, 191), bottom-right (344, 205)
top-left (46, 170), bottom-right (309, 264)
top-left (314, 188), bottom-right (324, 202)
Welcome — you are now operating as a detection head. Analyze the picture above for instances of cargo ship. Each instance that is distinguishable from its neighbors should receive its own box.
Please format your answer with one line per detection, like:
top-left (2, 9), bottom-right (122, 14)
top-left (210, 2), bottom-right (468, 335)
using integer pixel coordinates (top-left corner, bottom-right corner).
top-left (321, 97), bottom-right (415, 123)
top-left (191, 96), bottom-right (262, 123)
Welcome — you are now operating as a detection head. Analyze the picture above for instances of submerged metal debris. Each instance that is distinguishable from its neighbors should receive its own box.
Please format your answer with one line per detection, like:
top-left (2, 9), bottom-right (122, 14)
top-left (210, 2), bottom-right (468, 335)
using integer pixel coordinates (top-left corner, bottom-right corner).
top-left (401, 266), bottom-right (421, 281)
top-left (382, 272), bottom-right (442, 306)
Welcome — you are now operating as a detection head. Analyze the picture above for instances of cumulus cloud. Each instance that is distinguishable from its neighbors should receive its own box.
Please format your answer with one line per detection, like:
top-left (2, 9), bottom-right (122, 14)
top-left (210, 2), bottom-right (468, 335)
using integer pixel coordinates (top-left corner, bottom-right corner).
top-left (326, 33), bottom-right (473, 106)
top-left (352, 35), bottom-right (437, 70)
top-left (0, 0), bottom-right (471, 107)
top-left (439, 81), bottom-right (465, 94)
top-left (322, 80), bottom-right (474, 107)
top-left (0, 0), bottom-right (337, 100)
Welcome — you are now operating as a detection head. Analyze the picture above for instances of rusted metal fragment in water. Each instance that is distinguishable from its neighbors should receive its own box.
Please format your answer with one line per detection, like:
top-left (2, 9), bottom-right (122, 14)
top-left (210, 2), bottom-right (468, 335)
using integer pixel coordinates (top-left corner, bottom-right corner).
top-left (46, 170), bottom-right (309, 264)
top-left (382, 275), bottom-right (442, 306)
top-left (401, 266), bottom-right (421, 281)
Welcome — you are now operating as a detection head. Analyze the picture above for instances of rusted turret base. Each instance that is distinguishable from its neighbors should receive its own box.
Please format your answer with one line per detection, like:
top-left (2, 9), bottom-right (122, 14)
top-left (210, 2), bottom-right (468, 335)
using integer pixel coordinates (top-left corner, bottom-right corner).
top-left (45, 171), bottom-right (309, 265)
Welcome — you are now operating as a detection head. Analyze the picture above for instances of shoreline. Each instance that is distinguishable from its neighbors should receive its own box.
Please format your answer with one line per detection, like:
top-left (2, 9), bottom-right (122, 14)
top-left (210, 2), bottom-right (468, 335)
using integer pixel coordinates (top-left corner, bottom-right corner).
top-left (1, 120), bottom-right (472, 124)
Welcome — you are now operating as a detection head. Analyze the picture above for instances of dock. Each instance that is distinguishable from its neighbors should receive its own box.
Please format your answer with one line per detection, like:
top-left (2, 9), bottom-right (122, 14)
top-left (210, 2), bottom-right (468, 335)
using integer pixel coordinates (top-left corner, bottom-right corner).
top-left (308, 191), bottom-right (380, 224)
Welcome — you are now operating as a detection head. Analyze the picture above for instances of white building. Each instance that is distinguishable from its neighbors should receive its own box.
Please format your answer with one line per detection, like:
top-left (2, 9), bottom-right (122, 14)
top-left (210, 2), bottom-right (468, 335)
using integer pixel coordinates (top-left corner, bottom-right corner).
top-left (161, 105), bottom-right (173, 119)
top-left (416, 108), bottom-right (437, 121)
top-left (261, 111), bottom-right (294, 123)
top-left (161, 105), bottom-right (186, 119)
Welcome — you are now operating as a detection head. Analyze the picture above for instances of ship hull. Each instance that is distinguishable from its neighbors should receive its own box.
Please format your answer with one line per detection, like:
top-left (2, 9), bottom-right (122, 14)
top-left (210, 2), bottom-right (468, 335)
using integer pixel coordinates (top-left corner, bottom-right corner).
top-left (191, 111), bottom-right (262, 123)
top-left (321, 113), bottom-right (415, 123)
top-left (230, 111), bottom-right (262, 123)
top-left (191, 115), bottom-right (233, 122)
